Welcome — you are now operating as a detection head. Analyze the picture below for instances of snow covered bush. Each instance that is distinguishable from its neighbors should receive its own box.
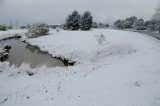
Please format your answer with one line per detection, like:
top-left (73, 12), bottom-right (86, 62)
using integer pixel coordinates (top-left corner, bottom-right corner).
top-left (133, 19), bottom-right (146, 30)
top-left (64, 10), bottom-right (81, 30)
top-left (55, 28), bottom-right (61, 32)
top-left (121, 20), bottom-right (133, 29)
top-left (106, 24), bottom-right (109, 28)
top-left (114, 19), bottom-right (123, 29)
top-left (114, 16), bottom-right (138, 29)
top-left (0, 25), bottom-right (7, 31)
top-left (0, 44), bottom-right (11, 61)
top-left (28, 23), bottom-right (49, 38)
top-left (81, 11), bottom-right (93, 30)
top-left (145, 20), bottom-right (160, 31)
top-left (92, 22), bottom-right (98, 28)
top-left (95, 33), bottom-right (106, 45)
top-left (99, 23), bottom-right (106, 28)
top-left (145, 20), bottom-right (156, 30)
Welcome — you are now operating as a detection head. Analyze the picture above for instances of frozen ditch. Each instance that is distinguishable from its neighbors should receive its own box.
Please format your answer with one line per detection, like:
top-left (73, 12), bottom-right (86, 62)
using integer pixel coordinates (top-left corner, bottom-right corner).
top-left (0, 39), bottom-right (67, 68)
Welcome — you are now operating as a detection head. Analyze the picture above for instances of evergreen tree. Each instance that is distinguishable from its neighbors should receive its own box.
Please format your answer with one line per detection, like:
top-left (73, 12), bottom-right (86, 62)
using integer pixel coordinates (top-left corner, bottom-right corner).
top-left (65, 10), bottom-right (81, 30)
top-left (81, 11), bottom-right (93, 30)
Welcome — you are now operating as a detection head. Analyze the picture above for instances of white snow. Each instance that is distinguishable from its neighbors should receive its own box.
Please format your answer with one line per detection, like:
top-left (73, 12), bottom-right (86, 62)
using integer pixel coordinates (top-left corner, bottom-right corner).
top-left (0, 29), bottom-right (160, 106)
top-left (0, 29), bottom-right (27, 40)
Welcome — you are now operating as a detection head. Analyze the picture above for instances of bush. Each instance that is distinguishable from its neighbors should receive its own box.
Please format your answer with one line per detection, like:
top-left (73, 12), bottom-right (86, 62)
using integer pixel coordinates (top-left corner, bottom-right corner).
top-left (133, 19), bottom-right (146, 30)
top-left (0, 25), bottom-right (7, 31)
top-left (28, 23), bottom-right (49, 38)
top-left (145, 20), bottom-right (160, 31)
top-left (95, 33), bottom-right (106, 45)
top-left (114, 16), bottom-right (138, 29)
top-left (106, 24), bottom-right (109, 28)
top-left (99, 23), bottom-right (105, 28)
top-left (92, 22), bottom-right (98, 28)
top-left (114, 19), bottom-right (123, 29)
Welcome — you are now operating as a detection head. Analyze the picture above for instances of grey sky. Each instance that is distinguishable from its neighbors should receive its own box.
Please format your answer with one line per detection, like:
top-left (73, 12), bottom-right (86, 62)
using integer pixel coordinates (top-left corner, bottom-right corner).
top-left (0, 0), bottom-right (159, 25)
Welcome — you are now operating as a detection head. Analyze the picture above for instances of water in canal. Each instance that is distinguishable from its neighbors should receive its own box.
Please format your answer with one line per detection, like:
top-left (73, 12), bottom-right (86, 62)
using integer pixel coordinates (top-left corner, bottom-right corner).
top-left (0, 39), bottom-right (65, 68)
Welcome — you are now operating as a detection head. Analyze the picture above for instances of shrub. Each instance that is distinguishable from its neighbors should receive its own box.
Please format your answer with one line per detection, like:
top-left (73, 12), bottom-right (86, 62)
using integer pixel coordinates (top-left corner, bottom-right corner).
top-left (95, 33), bottom-right (106, 45)
top-left (145, 20), bottom-right (160, 31)
top-left (114, 16), bottom-right (138, 29)
top-left (106, 24), bottom-right (109, 28)
top-left (28, 23), bottom-right (49, 38)
top-left (0, 25), bottom-right (7, 31)
top-left (92, 22), bottom-right (98, 28)
top-left (133, 19), bottom-right (146, 30)
top-left (114, 19), bottom-right (123, 29)
top-left (99, 23), bottom-right (105, 28)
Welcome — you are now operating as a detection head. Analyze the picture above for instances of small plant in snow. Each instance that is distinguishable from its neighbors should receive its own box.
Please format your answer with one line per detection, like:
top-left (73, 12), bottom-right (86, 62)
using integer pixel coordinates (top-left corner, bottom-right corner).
top-left (55, 28), bottom-right (61, 32)
top-left (28, 23), bottom-right (49, 38)
top-left (95, 33), bottom-right (106, 45)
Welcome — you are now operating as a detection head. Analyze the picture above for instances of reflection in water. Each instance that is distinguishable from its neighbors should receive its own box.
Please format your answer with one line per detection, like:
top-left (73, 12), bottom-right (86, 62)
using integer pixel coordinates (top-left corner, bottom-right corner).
top-left (26, 44), bottom-right (40, 54)
top-left (0, 39), bottom-right (65, 68)
top-left (25, 44), bottom-right (48, 55)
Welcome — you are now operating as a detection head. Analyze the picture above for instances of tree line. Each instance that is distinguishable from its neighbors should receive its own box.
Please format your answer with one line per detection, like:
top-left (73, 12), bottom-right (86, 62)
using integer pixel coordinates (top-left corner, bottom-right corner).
top-left (114, 16), bottom-right (160, 32)
top-left (114, 4), bottom-right (160, 32)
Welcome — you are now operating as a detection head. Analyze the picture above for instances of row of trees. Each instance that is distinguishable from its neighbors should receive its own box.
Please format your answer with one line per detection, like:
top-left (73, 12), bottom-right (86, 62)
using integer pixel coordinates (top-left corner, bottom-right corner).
top-left (64, 10), bottom-right (93, 30)
top-left (114, 4), bottom-right (160, 31)
top-left (114, 16), bottom-right (145, 30)
top-left (92, 22), bottom-right (109, 28)
top-left (114, 16), bottom-right (160, 31)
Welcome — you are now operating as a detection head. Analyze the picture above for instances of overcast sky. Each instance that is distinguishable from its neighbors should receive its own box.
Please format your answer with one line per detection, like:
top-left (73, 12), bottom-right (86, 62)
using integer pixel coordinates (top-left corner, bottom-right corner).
top-left (0, 0), bottom-right (159, 25)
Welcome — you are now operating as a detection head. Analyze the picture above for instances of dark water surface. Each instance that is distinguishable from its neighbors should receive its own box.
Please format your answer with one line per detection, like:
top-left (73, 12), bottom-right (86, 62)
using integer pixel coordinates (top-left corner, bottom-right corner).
top-left (0, 39), bottom-right (65, 68)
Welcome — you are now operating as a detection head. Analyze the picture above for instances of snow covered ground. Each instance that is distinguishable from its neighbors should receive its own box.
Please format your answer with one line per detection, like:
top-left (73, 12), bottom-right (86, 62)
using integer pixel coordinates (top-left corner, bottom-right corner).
top-left (0, 29), bottom-right (160, 106)
top-left (0, 29), bottom-right (27, 40)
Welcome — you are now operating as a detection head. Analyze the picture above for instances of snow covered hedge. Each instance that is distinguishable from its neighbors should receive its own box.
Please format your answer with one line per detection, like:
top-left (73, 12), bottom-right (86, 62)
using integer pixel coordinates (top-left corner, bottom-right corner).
top-left (28, 23), bottom-right (49, 38)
